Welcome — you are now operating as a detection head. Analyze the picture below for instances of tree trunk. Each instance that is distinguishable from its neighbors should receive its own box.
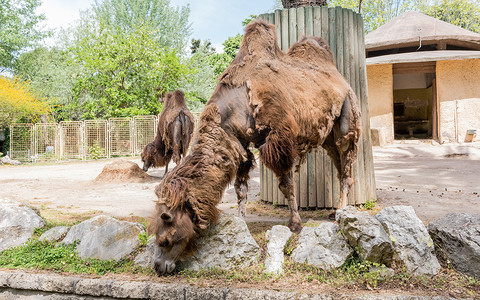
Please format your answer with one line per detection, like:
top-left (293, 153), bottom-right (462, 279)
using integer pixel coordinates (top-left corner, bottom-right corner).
top-left (281, 0), bottom-right (327, 8)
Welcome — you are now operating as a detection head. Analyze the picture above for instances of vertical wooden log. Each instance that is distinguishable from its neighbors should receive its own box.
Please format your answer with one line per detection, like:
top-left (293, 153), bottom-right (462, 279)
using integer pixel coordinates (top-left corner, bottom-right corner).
top-left (328, 7), bottom-right (336, 61)
top-left (313, 6), bottom-right (321, 36)
top-left (321, 6), bottom-right (329, 42)
top-left (268, 168), bottom-right (274, 204)
top-left (330, 7), bottom-right (342, 208)
top-left (300, 159), bottom-right (308, 208)
top-left (273, 172), bottom-right (279, 205)
top-left (324, 154), bottom-right (333, 208)
top-left (335, 7), bottom-right (344, 77)
top-left (296, 6), bottom-right (305, 40)
top-left (343, 9), bottom-right (355, 206)
top-left (260, 162), bottom-right (264, 201)
top-left (275, 10), bottom-right (282, 49)
top-left (294, 167), bottom-right (300, 208)
top-left (350, 12), bottom-right (361, 205)
top-left (289, 8), bottom-right (297, 48)
top-left (315, 149), bottom-right (325, 208)
top-left (278, 177), bottom-right (286, 206)
top-left (281, 9), bottom-right (289, 51)
top-left (308, 152), bottom-right (317, 208)
top-left (358, 16), bottom-right (376, 202)
top-left (305, 6), bottom-right (313, 36)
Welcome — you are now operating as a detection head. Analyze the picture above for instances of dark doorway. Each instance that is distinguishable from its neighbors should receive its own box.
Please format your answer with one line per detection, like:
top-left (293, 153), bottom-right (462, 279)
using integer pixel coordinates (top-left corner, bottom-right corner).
top-left (392, 62), bottom-right (437, 140)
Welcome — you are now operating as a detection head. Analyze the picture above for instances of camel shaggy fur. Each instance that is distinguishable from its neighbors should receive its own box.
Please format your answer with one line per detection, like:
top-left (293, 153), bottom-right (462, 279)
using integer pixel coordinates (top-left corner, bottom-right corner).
top-left (149, 20), bottom-right (361, 275)
top-left (141, 90), bottom-right (195, 175)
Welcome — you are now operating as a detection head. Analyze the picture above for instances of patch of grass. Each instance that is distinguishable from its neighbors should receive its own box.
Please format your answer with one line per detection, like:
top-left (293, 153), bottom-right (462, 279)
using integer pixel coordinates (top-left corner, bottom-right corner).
top-left (0, 240), bottom-right (152, 276)
top-left (33, 219), bottom-right (76, 237)
top-left (363, 199), bottom-right (376, 210)
top-left (283, 235), bottom-right (298, 256)
top-left (138, 231), bottom-right (150, 247)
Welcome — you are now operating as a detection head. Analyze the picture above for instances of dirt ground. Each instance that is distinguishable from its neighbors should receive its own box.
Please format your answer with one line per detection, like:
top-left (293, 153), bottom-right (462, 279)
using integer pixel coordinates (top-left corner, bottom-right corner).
top-left (1, 141), bottom-right (480, 225)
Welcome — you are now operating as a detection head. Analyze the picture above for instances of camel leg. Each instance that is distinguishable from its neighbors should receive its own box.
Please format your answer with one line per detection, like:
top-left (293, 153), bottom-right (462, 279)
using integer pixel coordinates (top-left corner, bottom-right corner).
top-left (336, 133), bottom-right (357, 209)
top-left (323, 126), bottom-right (356, 209)
top-left (164, 159), bottom-right (170, 177)
top-left (234, 150), bottom-right (255, 218)
top-left (278, 172), bottom-right (302, 233)
top-left (326, 94), bottom-right (360, 209)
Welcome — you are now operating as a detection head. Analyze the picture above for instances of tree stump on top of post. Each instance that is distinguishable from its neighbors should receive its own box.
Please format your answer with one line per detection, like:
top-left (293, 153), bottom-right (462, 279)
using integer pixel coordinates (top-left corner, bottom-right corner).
top-left (281, 0), bottom-right (327, 8)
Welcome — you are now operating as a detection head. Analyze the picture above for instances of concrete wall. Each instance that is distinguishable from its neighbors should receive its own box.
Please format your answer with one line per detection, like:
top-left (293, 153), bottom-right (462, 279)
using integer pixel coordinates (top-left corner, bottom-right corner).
top-left (437, 59), bottom-right (480, 143)
top-left (367, 64), bottom-right (394, 146)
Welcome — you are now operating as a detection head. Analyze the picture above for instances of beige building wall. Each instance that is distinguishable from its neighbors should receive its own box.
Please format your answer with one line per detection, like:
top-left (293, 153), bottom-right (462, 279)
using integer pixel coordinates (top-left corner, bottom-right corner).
top-left (437, 59), bottom-right (480, 143)
top-left (367, 64), bottom-right (394, 146)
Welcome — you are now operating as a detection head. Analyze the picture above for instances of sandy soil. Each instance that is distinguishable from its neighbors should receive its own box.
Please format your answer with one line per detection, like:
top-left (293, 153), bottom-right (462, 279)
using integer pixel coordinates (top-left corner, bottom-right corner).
top-left (373, 141), bottom-right (480, 223)
top-left (1, 141), bottom-right (479, 224)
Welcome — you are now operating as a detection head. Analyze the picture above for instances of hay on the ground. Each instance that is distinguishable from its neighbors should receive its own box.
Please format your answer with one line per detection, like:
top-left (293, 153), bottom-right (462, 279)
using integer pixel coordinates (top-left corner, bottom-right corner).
top-left (95, 159), bottom-right (153, 183)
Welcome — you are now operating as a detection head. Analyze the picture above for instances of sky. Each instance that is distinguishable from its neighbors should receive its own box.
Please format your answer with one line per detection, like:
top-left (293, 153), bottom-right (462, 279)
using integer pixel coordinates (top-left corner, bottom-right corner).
top-left (38, 0), bottom-right (278, 51)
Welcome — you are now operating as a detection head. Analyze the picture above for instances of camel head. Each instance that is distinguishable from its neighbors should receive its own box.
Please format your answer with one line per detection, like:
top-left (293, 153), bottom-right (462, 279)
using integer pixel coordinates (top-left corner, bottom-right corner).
top-left (141, 142), bottom-right (167, 171)
top-left (141, 142), bottom-right (156, 171)
top-left (148, 200), bottom-right (197, 275)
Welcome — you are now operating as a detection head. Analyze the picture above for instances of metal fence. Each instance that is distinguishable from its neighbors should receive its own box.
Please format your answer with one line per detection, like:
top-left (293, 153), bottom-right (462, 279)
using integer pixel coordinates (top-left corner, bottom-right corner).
top-left (9, 113), bottom-right (201, 162)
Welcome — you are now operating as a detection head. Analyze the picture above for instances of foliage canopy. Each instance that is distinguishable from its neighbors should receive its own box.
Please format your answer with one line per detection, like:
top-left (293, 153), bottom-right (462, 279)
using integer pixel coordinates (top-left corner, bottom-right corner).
top-left (0, 76), bottom-right (51, 129)
top-left (0, 0), bottom-right (47, 71)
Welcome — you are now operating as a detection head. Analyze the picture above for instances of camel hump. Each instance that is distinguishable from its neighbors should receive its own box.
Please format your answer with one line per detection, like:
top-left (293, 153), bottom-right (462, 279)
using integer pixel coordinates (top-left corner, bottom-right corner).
top-left (287, 35), bottom-right (335, 64)
top-left (173, 89), bottom-right (185, 100)
top-left (199, 103), bottom-right (221, 125)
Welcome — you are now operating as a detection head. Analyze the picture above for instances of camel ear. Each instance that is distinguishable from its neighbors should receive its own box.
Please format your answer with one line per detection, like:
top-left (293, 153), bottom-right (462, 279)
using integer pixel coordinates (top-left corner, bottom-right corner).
top-left (161, 212), bottom-right (173, 223)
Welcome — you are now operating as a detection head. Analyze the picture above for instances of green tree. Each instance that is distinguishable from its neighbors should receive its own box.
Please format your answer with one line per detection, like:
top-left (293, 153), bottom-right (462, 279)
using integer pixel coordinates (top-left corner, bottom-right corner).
top-left (329, 0), bottom-right (429, 32)
top-left (0, 0), bottom-right (48, 71)
top-left (422, 0), bottom-right (480, 33)
top-left (182, 42), bottom-right (218, 109)
top-left (0, 76), bottom-right (51, 129)
top-left (12, 47), bottom-right (79, 121)
top-left (72, 24), bottom-right (190, 119)
top-left (190, 38), bottom-right (214, 54)
top-left (91, 0), bottom-right (191, 53)
top-left (222, 34), bottom-right (243, 58)
top-left (43, 0), bottom-right (194, 119)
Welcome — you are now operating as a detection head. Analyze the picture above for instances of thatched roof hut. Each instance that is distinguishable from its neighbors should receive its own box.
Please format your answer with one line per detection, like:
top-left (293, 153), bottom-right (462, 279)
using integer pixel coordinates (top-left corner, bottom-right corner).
top-left (365, 11), bottom-right (480, 144)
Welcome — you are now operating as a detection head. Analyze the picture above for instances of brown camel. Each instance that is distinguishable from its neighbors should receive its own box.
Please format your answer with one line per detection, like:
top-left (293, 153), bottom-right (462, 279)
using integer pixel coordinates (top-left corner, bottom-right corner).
top-left (149, 20), bottom-right (362, 275)
top-left (141, 90), bottom-right (195, 176)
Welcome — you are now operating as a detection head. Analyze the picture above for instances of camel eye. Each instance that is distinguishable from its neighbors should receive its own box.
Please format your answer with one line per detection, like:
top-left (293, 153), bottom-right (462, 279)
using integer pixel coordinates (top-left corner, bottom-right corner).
top-left (161, 212), bottom-right (173, 223)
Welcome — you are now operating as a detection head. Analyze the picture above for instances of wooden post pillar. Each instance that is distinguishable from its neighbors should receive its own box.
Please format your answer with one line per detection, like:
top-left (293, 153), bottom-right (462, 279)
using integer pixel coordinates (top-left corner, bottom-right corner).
top-left (259, 7), bottom-right (376, 209)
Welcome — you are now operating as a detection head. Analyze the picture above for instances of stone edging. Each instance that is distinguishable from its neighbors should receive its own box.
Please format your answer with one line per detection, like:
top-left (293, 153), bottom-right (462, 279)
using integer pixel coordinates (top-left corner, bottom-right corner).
top-left (0, 270), bottom-right (471, 300)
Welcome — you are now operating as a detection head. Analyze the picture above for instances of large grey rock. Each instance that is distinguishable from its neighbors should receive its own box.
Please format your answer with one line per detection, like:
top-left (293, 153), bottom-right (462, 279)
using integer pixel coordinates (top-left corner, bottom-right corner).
top-left (178, 213), bottom-right (260, 271)
top-left (264, 225), bottom-right (292, 274)
top-left (135, 214), bottom-right (260, 271)
top-left (292, 222), bottom-right (354, 270)
top-left (39, 226), bottom-right (69, 242)
top-left (0, 156), bottom-right (21, 165)
top-left (134, 236), bottom-right (155, 267)
top-left (428, 213), bottom-right (480, 278)
top-left (61, 215), bottom-right (144, 261)
top-left (336, 206), bottom-right (393, 266)
top-left (0, 198), bottom-right (44, 251)
top-left (376, 206), bottom-right (440, 276)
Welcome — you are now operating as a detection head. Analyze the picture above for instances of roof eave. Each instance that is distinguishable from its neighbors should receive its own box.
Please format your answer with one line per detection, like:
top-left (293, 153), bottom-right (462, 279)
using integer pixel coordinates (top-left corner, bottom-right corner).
top-left (366, 36), bottom-right (480, 52)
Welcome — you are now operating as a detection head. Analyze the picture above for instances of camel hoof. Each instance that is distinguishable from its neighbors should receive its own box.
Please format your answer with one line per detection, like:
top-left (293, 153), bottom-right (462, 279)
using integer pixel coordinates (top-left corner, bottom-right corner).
top-left (288, 222), bottom-right (303, 234)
